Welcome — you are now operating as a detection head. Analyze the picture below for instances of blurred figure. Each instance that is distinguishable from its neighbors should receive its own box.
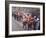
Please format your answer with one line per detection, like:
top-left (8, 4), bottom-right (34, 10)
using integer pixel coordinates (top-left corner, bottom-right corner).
top-left (15, 12), bottom-right (18, 20)
top-left (34, 16), bottom-right (37, 30)
top-left (17, 12), bottom-right (21, 21)
top-left (34, 16), bottom-right (40, 30)
top-left (19, 13), bottom-right (23, 21)
top-left (26, 14), bottom-right (34, 30)
top-left (35, 17), bottom-right (40, 30)
top-left (22, 15), bottom-right (27, 30)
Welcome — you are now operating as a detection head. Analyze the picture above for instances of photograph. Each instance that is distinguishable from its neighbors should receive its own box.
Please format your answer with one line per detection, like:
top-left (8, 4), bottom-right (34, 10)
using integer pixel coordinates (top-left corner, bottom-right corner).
top-left (5, 1), bottom-right (45, 37)
top-left (12, 7), bottom-right (40, 31)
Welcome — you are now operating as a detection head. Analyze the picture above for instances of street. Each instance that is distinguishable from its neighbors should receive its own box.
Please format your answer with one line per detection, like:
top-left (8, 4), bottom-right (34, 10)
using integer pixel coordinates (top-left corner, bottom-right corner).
top-left (12, 16), bottom-right (24, 31)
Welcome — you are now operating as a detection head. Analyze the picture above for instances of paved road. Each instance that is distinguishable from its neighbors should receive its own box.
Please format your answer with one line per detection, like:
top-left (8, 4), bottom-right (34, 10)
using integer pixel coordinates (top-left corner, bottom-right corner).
top-left (12, 16), bottom-right (24, 31)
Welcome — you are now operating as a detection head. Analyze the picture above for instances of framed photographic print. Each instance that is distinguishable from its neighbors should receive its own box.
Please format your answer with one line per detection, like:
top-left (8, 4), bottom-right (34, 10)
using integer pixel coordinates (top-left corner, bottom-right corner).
top-left (5, 1), bottom-right (45, 37)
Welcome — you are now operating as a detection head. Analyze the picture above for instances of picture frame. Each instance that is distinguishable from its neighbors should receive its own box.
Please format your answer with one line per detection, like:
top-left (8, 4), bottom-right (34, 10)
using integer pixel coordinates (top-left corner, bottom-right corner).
top-left (5, 1), bottom-right (45, 37)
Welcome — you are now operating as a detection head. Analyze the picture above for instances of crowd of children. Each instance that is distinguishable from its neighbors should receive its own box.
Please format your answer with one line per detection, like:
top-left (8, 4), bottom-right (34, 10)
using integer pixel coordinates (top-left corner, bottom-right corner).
top-left (13, 12), bottom-right (40, 30)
